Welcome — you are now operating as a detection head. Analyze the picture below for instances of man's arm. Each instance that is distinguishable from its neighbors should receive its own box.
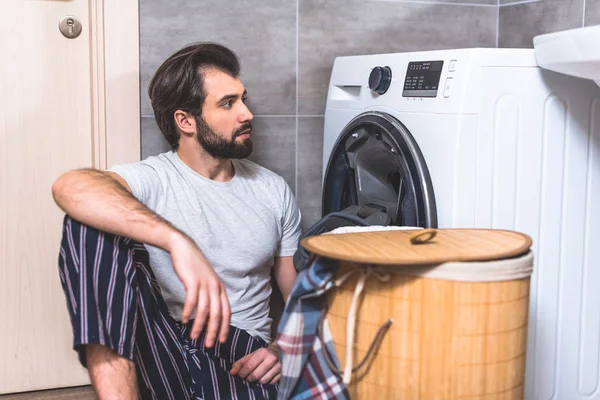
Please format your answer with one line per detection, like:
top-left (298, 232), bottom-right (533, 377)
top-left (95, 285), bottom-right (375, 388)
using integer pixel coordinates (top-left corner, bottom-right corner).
top-left (52, 169), bottom-right (175, 250)
top-left (273, 256), bottom-right (297, 302)
top-left (51, 169), bottom-right (230, 344)
top-left (229, 256), bottom-right (297, 385)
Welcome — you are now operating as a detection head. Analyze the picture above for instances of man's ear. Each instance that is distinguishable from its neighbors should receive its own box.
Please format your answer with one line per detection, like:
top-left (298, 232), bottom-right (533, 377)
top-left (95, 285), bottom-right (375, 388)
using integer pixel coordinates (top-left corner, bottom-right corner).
top-left (173, 110), bottom-right (197, 138)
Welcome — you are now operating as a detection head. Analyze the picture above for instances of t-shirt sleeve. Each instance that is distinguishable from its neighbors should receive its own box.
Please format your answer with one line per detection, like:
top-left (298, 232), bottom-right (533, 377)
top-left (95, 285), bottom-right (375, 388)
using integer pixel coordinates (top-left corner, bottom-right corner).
top-left (277, 180), bottom-right (303, 257)
top-left (108, 161), bottom-right (162, 210)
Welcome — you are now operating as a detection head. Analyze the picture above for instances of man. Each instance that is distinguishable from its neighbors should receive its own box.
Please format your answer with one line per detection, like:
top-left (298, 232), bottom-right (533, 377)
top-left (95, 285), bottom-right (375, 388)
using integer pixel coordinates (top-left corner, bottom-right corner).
top-left (52, 42), bottom-right (301, 399)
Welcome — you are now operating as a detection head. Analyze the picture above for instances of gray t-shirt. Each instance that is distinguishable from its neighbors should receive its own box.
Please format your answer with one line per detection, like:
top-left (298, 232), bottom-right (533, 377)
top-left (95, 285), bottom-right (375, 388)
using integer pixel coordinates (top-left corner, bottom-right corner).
top-left (109, 151), bottom-right (302, 342)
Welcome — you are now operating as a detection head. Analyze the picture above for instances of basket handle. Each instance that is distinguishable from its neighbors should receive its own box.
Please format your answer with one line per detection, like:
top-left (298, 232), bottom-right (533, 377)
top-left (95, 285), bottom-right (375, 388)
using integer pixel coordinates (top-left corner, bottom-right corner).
top-left (410, 228), bottom-right (437, 244)
top-left (319, 310), bottom-right (392, 377)
top-left (319, 267), bottom-right (394, 385)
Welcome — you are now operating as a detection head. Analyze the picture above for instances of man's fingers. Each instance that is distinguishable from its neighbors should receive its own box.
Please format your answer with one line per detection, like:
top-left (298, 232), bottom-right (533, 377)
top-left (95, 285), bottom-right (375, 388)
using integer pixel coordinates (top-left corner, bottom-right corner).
top-left (236, 352), bottom-right (265, 380)
top-left (271, 373), bottom-right (281, 384)
top-left (231, 349), bottom-right (280, 384)
top-left (230, 353), bottom-right (252, 375)
top-left (205, 282), bottom-right (222, 348)
top-left (219, 288), bottom-right (231, 344)
top-left (181, 283), bottom-right (198, 324)
top-left (248, 353), bottom-right (277, 382)
top-left (259, 363), bottom-right (282, 385)
top-left (191, 286), bottom-right (209, 340)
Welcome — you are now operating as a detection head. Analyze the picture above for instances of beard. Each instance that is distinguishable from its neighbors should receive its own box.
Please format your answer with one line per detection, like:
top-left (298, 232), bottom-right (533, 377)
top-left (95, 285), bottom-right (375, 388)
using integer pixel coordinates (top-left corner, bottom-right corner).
top-left (195, 116), bottom-right (253, 159)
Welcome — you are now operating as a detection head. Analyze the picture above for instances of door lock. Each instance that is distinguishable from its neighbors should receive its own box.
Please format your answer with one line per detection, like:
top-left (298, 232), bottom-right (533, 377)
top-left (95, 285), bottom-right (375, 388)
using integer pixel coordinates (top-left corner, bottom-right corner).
top-left (58, 16), bottom-right (82, 39)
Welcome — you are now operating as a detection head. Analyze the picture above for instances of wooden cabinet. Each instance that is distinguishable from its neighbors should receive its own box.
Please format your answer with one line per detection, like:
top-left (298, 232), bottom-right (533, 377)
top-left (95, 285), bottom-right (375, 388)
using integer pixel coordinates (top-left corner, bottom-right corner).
top-left (0, 0), bottom-right (140, 394)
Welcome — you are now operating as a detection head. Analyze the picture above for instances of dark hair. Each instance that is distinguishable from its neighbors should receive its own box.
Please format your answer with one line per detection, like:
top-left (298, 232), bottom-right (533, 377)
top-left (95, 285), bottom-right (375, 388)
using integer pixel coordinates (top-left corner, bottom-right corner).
top-left (148, 42), bottom-right (241, 150)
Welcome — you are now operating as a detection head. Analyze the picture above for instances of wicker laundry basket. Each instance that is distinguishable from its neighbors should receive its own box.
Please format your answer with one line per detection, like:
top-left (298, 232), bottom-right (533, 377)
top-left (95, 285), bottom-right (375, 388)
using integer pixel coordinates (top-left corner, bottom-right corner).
top-left (301, 228), bottom-right (534, 400)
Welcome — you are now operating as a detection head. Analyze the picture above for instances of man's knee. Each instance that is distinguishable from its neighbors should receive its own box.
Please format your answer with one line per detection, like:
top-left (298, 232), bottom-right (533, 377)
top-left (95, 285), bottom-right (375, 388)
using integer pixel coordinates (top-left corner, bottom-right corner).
top-left (58, 216), bottom-right (143, 372)
top-left (60, 215), bottom-right (137, 269)
top-left (62, 215), bottom-right (116, 247)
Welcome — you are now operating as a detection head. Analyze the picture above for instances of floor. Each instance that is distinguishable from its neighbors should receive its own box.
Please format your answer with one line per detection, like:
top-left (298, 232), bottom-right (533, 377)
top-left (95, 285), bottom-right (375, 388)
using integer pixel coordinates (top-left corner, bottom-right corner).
top-left (0, 386), bottom-right (96, 399)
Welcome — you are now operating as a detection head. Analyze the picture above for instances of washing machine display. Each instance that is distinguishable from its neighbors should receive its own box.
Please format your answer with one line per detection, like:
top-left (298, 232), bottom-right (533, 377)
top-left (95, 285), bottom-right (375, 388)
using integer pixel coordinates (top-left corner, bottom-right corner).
top-left (402, 60), bottom-right (444, 97)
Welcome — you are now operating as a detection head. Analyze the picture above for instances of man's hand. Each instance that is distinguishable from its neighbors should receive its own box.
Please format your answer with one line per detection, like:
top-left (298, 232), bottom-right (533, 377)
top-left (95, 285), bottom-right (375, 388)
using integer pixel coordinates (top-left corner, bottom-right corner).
top-left (168, 232), bottom-right (231, 347)
top-left (230, 344), bottom-right (281, 385)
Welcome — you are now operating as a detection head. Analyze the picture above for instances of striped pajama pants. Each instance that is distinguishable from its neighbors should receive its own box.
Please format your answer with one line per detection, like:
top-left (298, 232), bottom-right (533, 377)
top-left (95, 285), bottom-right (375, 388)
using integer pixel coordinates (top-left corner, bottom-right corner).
top-left (57, 216), bottom-right (278, 400)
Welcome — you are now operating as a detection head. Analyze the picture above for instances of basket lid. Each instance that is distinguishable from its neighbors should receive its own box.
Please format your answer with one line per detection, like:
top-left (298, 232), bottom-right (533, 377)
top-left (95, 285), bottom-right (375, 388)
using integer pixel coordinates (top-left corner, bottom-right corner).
top-left (300, 228), bottom-right (532, 265)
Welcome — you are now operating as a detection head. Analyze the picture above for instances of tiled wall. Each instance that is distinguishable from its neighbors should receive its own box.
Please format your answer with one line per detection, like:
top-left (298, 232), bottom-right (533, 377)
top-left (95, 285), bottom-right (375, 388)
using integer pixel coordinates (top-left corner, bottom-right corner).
top-left (140, 0), bottom-right (497, 230)
top-left (590, 0), bottom-right (600, 24)
top-left (499, 0), bottom-right (600, 48)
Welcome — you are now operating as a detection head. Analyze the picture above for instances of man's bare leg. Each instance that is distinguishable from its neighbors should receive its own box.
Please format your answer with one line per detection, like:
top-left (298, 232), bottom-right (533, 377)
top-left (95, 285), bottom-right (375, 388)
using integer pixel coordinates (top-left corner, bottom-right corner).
top-left (85, 344), bottom-right (138, 399)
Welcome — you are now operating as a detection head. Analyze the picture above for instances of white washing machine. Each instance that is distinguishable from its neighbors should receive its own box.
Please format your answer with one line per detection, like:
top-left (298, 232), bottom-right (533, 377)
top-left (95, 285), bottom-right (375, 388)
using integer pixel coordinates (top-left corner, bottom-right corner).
top-left (322, 48), bottom-right (600, 400)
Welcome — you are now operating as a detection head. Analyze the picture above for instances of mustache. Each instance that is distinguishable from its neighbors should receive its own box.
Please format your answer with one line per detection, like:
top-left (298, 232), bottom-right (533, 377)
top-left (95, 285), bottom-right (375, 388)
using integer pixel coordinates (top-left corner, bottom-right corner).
top-left (233, 123), bottom-right (253, 138)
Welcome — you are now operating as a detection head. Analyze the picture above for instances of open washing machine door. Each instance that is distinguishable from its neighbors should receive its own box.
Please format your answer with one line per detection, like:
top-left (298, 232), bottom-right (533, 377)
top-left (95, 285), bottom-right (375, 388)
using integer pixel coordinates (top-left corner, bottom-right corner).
top-left (322, 111), bottom-right (438, 228)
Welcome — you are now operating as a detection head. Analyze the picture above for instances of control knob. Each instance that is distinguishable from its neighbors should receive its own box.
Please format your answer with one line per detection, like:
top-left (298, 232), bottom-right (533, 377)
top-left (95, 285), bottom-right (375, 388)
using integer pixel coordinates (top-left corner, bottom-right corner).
top-left (368, 66), bottom-right (392, 95)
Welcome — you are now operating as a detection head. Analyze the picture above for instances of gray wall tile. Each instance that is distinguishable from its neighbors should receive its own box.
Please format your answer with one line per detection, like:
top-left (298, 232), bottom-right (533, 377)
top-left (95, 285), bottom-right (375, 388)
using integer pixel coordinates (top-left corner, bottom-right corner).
top-left (299, 1), bottom-right (497, 115)
top-left (373, 0), bottom-right (496, 4)
top-left (139, 0), bottom-right (296, 117)
top-left (141, 116), bottom-right (170, 158)
top-left (586, 0), bottom-right (600, 25)
top-left (500, 0), bottom-right (541, 5)
top-left (297, 117), bottom-right (325, 230)
top-left (499, 0), bottom-right (585, 48)
top-left (246, 117), bottom-right (297, 192)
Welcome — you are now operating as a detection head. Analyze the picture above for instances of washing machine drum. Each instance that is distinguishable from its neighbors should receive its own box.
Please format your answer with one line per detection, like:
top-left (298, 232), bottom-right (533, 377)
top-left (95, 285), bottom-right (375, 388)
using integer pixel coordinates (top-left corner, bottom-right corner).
top-left (322, 111), bottom-right (438, 228)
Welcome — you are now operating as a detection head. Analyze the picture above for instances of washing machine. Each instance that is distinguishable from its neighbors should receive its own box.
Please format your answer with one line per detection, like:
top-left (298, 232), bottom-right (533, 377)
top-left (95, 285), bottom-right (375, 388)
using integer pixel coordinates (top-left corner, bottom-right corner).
top-left (322, 48), bottom-right (600, 400)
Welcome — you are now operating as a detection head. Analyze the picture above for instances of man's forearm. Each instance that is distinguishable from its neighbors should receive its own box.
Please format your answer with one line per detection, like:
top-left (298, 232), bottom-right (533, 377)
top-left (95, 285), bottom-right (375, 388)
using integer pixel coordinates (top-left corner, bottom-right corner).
top-left (273, 256), bottom-right (297, 302)
top-left (52, 168), bottom-right (181, 252)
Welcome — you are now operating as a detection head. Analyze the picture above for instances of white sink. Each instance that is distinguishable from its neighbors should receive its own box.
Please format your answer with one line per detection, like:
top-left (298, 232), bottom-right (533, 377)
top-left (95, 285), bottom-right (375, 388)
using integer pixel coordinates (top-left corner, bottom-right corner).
top-left (533, 25), bottom-right (600, 87)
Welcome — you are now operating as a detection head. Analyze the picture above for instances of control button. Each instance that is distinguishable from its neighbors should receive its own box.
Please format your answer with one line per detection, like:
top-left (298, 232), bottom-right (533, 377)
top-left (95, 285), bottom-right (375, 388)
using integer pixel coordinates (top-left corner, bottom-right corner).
top-left (369, 66), bottom-right (392, 95)
top-left (443, 78), bottom-right (453, 98)
top-left (448, 60), bottom-right (457, 72)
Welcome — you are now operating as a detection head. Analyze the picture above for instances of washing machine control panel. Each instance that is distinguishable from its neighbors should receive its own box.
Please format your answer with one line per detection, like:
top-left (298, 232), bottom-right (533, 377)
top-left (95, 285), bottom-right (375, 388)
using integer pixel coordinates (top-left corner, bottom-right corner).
top-left (402, 60), bottom-right (444, 98)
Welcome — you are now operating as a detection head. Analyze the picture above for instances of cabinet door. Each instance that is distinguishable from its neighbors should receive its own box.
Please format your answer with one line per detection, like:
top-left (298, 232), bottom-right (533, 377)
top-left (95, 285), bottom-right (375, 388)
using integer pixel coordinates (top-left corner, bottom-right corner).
top-left (0, 0), bottom-right (94, 393)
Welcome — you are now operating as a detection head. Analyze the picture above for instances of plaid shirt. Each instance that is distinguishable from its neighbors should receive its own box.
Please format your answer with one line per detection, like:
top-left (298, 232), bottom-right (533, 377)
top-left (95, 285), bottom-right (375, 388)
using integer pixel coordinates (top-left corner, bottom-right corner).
top-left (275, 256), bottom-right (350, 400)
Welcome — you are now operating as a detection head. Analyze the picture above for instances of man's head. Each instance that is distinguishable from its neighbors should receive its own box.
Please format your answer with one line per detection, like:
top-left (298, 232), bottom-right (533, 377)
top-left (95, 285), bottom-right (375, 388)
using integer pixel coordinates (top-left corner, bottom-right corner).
top-left (148, 43), bottom-right (253, 158)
